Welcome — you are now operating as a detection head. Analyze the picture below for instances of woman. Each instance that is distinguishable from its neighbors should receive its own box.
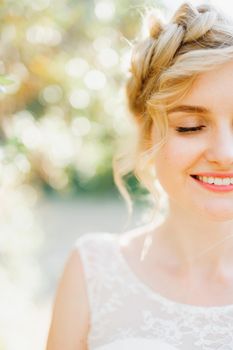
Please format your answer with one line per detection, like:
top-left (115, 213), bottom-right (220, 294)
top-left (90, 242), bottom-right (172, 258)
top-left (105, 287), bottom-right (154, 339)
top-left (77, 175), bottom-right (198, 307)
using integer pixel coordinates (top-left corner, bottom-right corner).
top-left (46, 2), bottom-right (233, 349)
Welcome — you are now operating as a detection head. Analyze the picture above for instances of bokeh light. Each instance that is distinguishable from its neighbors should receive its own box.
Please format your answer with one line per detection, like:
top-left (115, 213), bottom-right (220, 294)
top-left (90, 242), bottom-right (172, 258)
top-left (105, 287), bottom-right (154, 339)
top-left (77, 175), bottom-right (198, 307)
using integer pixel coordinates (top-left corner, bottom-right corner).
top-left (84, 69), bottom-right (106, 90)
top-left (26, 25), bottom-right (62, 46)
top-left (65, 57), bottom-right (89, 78)
top-left (0, 0), bottom-right (163, 349)
top-left (68, 89), bottom-right (90, 109)
top-left (94, 1), bottom-right (115, 21)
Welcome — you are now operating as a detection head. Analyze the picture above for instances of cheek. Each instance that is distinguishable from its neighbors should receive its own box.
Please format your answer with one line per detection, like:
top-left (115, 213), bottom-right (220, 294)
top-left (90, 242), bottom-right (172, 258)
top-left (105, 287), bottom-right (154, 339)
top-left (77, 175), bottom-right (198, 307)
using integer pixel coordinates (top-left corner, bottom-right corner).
top-left (154, 137), bottom-right (205, 179)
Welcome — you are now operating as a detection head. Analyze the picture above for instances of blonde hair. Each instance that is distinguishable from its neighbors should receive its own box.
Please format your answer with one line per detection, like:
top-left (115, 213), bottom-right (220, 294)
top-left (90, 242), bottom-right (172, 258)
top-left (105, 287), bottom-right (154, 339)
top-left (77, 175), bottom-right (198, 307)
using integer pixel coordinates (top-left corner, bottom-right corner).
top-left (113, 2), bottom-right (233, 224)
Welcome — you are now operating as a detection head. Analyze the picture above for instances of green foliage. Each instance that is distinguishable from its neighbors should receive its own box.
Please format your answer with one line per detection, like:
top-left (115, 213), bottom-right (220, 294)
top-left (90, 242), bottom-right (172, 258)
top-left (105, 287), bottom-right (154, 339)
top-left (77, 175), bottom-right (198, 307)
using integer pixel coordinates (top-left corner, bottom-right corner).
top-left (0, 75), bottom-right (14, 85)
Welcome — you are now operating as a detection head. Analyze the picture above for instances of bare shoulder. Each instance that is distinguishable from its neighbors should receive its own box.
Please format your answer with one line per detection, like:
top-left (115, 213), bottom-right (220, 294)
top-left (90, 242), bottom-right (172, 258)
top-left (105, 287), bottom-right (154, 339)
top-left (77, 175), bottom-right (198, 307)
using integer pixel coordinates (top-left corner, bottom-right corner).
top-left (46, 249), bottom-right (90, 350)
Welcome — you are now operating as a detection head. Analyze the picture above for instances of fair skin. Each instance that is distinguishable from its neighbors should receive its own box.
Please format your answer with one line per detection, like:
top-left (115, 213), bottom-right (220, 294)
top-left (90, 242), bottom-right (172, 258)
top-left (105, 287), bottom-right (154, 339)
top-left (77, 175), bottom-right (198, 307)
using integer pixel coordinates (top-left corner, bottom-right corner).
top-left (120, 59), bottom-right (233, 306)
top-left (46, 59), bottom-right (233, 349)
top-left (46, 251), bottom-right (90, 350)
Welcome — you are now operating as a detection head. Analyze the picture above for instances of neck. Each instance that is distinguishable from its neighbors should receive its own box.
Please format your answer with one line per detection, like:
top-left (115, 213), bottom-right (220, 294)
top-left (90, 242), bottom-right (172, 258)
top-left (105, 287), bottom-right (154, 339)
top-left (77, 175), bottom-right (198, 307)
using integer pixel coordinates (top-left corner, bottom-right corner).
top-left (154, 200), bottom-right (233, 274)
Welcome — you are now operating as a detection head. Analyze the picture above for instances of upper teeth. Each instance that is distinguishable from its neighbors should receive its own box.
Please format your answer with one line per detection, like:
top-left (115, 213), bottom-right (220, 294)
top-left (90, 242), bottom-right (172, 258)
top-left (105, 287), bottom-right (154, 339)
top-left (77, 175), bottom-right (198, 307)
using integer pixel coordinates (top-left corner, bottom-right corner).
top-left (197, 176), bottom-right (233, 185)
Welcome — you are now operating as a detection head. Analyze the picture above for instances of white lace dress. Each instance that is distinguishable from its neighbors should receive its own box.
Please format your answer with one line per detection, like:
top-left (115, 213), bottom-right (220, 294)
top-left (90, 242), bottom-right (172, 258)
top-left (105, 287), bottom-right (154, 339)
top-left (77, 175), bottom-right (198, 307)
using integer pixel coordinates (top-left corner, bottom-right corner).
top-left (75, 232), bottom-right (233, 350)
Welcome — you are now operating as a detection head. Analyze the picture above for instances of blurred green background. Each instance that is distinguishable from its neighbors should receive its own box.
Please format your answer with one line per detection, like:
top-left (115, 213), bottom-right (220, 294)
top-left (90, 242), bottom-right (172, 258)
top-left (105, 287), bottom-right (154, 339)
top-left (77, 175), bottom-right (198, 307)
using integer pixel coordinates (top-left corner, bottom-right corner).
top-left (0, 0), bottom-right (169, 349)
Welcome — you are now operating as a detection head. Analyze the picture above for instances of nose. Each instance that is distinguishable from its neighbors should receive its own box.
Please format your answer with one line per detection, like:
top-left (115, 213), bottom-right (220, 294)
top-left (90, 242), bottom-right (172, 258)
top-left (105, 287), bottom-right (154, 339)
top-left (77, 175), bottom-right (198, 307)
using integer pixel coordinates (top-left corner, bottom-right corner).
top-left (206, 126), bottom-right (233, 168)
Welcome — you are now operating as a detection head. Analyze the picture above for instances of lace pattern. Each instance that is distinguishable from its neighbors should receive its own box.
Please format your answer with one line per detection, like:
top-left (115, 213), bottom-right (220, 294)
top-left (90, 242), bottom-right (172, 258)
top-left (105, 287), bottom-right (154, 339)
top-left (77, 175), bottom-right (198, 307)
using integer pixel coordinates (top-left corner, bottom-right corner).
top-left (75, 232), bottom-right (233, 350)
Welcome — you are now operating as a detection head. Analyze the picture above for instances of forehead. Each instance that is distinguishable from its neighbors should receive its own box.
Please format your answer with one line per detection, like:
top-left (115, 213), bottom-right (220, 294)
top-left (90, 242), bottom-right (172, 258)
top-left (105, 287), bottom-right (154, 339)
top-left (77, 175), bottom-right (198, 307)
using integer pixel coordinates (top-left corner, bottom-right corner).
top-left (174, 60), bottom-right (233, 115)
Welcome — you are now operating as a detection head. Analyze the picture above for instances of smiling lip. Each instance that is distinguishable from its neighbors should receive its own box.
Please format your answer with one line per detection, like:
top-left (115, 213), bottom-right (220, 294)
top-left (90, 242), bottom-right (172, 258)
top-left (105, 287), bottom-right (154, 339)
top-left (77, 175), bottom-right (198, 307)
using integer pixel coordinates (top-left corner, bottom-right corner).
top-left (192, 173), bottom-right (233, 178)
top-left (190, 173), bottom-right (233, 192)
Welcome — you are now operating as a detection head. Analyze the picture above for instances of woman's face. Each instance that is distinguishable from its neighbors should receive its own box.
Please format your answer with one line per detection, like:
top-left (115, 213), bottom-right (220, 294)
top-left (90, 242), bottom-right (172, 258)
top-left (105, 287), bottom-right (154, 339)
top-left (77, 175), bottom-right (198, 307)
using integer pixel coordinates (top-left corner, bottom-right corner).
top-left (153, 59), bottom-right (233, 221)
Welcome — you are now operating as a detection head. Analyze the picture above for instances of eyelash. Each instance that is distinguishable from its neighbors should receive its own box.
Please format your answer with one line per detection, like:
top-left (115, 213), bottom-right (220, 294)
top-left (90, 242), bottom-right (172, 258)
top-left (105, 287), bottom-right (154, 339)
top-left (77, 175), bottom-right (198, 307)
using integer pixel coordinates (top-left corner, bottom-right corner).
top-left (175, 126), bottom-right (205, 133)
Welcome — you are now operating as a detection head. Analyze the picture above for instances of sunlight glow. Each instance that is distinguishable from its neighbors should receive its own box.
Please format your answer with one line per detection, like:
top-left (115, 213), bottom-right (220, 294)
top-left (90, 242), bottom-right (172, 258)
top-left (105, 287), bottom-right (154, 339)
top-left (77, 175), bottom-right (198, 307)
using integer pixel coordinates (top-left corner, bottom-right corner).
top-left (84, 70), bottom-right (106, 90)
top-left (163, 0), bottom-right (233, 18)
top-left (69, 89), bottom-right (90, 109)
top-left (71, 117), bottom-right (91, 137)
top-left (26, 25), bottom-right (62, 46)
top-left (42, 85), bottom-right (63, 104)
top-left (95, 1), bottom-right (115, 21)
top-left (31, 0), bottom-right (51, 11)
top-left (65, 57), bottom-right (89, 78)
top-left (98, 48), bottom-right (119, 68)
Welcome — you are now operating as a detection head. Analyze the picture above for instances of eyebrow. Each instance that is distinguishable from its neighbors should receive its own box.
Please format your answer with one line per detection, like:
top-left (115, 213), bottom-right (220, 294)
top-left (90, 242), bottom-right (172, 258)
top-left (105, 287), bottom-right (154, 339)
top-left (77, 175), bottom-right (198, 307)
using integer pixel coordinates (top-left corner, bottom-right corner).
top-left (167, 105), bottom-right (210, 114)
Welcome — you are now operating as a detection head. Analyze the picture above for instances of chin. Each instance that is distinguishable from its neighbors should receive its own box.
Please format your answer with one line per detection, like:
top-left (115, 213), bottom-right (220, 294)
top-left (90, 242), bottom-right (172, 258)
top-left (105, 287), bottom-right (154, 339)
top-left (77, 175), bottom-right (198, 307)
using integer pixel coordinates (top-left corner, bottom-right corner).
top-left (197, 203), bottom-right (233, 222)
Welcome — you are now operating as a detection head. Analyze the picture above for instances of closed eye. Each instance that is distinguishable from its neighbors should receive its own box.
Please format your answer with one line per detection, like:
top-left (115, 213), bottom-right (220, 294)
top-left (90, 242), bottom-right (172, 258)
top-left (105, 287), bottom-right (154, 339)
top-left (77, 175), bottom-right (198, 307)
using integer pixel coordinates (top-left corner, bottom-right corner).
top-left (175, 126), bottom-right (206, 133)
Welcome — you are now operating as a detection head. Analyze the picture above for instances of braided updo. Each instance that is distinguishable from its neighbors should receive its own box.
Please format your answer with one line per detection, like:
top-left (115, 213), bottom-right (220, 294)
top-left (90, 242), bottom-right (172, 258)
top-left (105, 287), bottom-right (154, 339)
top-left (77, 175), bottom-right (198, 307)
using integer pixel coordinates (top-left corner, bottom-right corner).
top-left (114, 2), bottom-right (233, 220)
top-left (128, 3), bottom-right (233, 117)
